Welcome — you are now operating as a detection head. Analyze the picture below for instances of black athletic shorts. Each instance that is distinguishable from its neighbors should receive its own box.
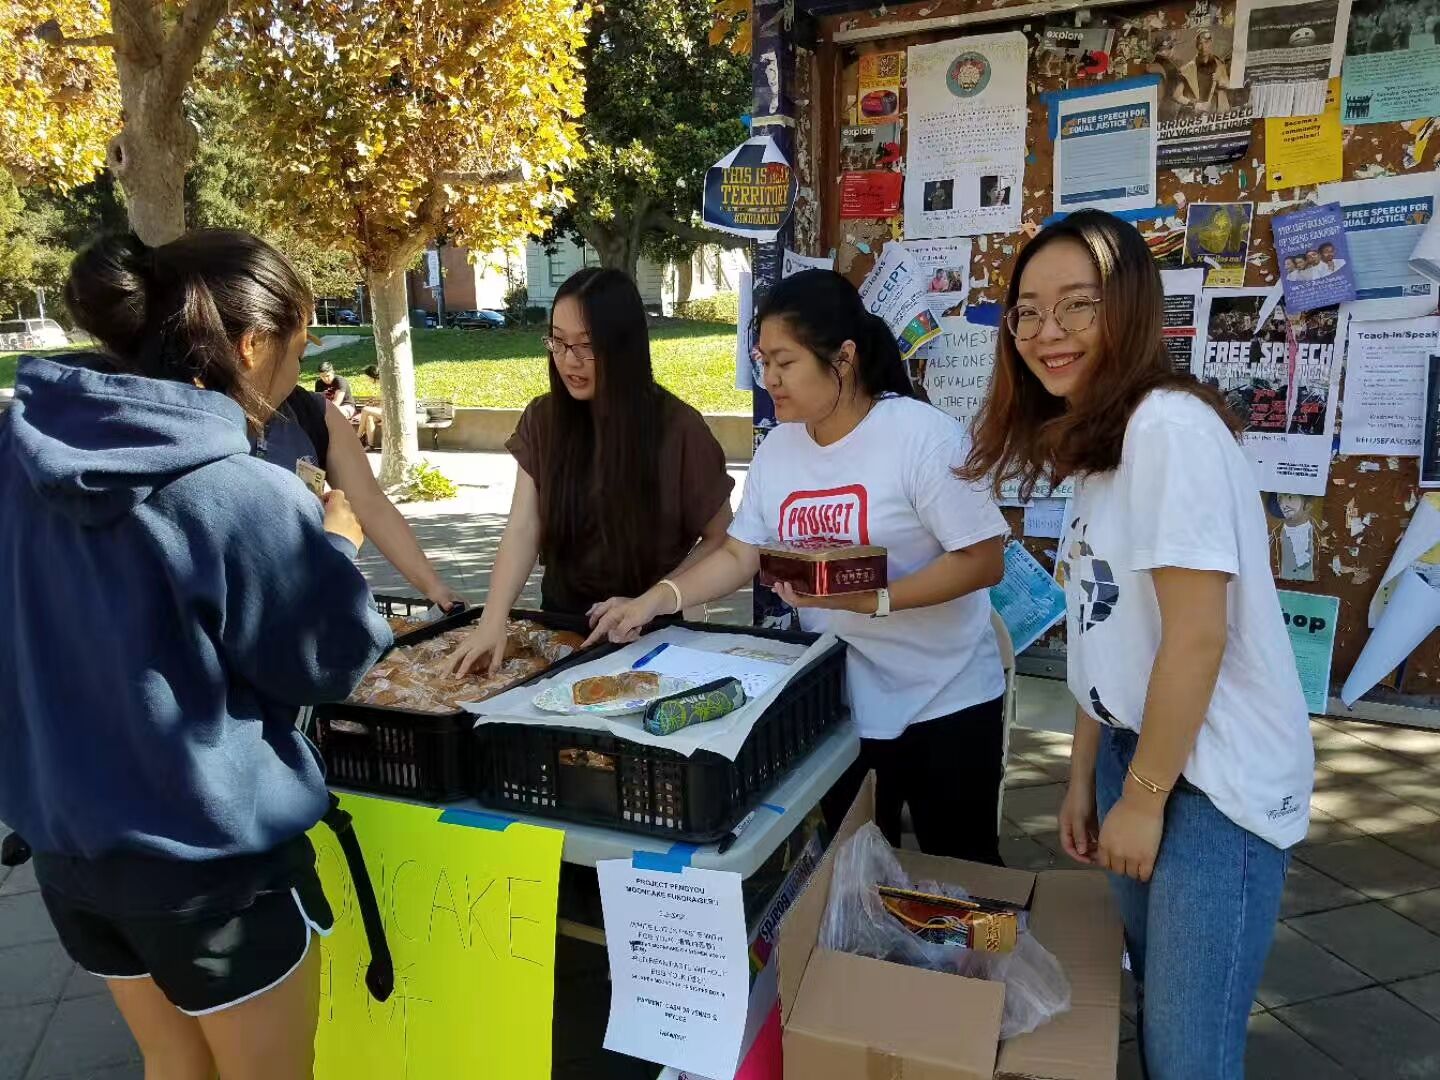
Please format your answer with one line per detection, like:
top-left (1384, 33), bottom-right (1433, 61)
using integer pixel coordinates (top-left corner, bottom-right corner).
top-left (36, 836), bottom-right (334, 1016)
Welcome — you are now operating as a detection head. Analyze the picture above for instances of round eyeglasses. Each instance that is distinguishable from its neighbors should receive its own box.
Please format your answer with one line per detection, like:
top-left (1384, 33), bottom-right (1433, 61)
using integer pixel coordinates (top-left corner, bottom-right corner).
top-left (1005, 295), bottom-right (1103, 341)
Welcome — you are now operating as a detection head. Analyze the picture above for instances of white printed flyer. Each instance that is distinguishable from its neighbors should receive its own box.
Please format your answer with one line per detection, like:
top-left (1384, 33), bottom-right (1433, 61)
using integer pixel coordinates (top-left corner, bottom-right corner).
top-left (1339, 316), bottom-right (1439, 456)
top-left (599, 861), bottom-right (750, 1079)
top-left (1318, 172), bottom-right (1440, 321)
top-left (904, 33), bottom-right (1027, 238)
top-left (1051, 78), bottom-right (1160, 216)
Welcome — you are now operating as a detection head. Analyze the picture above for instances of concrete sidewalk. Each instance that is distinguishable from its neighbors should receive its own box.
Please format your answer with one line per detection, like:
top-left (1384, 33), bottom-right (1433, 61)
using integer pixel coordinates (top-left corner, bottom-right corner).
top-left (4, 453), bottom-right (1440, 1078)
top-left (353, 450), bottom-right (755, 623)
top-left (1005, 679), bottom-right (1440, 1080)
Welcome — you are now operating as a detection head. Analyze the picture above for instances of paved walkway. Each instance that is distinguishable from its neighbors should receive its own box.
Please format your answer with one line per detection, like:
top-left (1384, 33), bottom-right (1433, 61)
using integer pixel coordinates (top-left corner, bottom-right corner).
top-left (353, 450), bottom-right (755, 624)
top-left (4, 453), bottom-right (1440, 1078)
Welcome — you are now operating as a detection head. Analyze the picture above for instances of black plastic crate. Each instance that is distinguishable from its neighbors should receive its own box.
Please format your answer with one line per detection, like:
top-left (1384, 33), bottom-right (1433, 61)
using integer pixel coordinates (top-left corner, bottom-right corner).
top-left (473, 622), bottom-right (848, 842)
top-left (372, 593), bottom-right (473, 642)
top-left (314, 608), bottom-right (593, 801)
top-left (372, 592), bottom-right (430, 620)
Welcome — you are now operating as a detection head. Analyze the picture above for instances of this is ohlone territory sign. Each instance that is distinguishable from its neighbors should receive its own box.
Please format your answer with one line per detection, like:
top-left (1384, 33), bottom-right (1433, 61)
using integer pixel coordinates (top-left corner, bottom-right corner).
top-left (703, 136), bottom-right (798, 241)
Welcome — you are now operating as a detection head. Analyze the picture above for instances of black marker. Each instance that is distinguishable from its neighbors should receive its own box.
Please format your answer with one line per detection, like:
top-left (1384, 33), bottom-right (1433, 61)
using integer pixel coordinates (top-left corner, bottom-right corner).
top-left (716, 810), bottom-right (757, 855)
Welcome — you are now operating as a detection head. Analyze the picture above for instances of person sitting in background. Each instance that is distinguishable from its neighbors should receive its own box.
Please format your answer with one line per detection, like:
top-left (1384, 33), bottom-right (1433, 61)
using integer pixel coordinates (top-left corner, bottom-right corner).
top-left (314, 360), bottom-right (354, 417)
top-left (356, 365), bottom-right (384, 450)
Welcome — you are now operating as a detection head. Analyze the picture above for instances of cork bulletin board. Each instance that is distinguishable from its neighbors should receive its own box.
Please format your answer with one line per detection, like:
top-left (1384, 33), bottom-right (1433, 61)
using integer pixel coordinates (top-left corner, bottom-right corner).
top-left (783, 0), bottom-right (1440, 705)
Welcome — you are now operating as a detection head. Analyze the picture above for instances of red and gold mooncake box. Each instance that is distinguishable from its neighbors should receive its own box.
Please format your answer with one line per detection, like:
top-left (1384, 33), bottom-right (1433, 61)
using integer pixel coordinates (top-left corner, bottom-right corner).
top-left (758, 540), bottom-right (888, 596)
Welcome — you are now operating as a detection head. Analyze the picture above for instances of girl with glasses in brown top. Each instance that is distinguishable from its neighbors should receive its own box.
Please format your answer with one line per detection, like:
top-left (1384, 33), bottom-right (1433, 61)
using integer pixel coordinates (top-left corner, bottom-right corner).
top-left (449, 268), bottom-right (734, 675)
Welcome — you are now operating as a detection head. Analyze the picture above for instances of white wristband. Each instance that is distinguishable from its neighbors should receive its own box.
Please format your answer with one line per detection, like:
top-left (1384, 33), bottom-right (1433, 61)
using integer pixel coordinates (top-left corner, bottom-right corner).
top-left (871, 587), bottom-right (892, 618)
top-left (658, 578), bottom-right (684, 615)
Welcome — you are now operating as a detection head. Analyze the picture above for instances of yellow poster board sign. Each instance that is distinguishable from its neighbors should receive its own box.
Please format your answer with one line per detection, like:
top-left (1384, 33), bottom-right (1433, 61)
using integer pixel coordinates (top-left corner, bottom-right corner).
top-left (309, 794), bottom-right (563, 1080)
top-left (1266, 79), bottom-right (1343, 191)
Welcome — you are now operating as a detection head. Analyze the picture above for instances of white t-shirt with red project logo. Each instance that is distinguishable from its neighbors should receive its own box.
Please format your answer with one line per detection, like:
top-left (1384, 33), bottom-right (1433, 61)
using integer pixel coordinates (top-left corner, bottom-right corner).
top-left (731, 396), bottom-right (1008, 740)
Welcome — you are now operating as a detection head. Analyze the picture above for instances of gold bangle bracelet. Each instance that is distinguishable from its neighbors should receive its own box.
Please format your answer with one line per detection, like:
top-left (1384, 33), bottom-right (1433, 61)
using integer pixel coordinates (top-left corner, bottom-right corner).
top-left (1127, 764), bottom-right (1172, 795)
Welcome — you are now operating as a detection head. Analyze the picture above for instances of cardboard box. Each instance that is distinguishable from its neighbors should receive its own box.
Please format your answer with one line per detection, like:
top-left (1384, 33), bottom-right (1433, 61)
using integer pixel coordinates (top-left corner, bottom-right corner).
top-left (777, 774), bottom-right (1123, 1080)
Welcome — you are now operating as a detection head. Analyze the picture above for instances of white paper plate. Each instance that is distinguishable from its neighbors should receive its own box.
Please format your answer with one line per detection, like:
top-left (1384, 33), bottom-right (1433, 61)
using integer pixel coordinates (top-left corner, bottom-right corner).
top-left (532, 675), bottom-right (698, 717)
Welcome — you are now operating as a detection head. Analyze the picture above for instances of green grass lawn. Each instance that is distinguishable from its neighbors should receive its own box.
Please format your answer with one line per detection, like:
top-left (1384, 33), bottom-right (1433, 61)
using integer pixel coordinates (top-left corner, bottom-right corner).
top-left (3, 323), bottom-right (751, 414)
top-left (306, 323), bottom-right (749, 413)
top-left (1, 347), bottom-right (77, 390)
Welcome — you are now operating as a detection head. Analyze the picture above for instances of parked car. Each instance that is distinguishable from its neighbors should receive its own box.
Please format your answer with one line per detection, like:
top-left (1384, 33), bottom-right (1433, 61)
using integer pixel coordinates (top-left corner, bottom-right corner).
top-left (335, 308), bottom-right (361, 326)
top-left (0, 319), bottom-right (69, 352)
top-left (449, 309), bottom-right (505, 330)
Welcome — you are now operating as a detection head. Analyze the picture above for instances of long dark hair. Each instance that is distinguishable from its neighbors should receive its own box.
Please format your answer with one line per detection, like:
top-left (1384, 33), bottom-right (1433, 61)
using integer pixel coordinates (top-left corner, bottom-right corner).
top-left (64, 229), bottom-right (312, 427)
top-left (755, 269), bottom-right (915, 401)
top-left (541, 267), bottom-right (665, 598)
top-left (959, 209), bottom-right (1238, 498)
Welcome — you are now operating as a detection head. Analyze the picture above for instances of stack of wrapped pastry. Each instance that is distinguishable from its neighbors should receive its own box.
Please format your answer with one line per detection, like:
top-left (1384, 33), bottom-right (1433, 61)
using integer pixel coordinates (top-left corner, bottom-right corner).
top-left (348, 619), bottom-right (585, 714)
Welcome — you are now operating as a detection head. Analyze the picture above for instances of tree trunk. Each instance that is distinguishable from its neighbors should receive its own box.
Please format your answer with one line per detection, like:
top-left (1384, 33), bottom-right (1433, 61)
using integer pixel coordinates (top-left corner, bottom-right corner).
top-left (583, 223), bottom-right (641, 282)
top-left (370, 264), bottom-right (420, 490)
top-left (107, 70), bottom-right (191, 245)
top-left (104, 0), bottom-right (226, 246)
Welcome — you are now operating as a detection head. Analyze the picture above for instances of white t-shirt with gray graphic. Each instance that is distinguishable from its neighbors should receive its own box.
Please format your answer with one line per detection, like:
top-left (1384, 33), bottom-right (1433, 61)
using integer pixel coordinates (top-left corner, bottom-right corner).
top-left (1060, 390), bottom-right (1313, 849)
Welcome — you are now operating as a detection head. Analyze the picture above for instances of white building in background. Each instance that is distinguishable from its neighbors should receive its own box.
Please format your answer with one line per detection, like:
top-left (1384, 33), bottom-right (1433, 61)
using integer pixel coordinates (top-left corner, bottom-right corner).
top-left (409, 239), bottom-right (748, 317)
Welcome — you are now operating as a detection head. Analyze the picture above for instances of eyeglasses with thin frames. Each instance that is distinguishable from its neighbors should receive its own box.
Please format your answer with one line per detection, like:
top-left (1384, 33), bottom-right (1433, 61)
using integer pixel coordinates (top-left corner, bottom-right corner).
top-left (1005, 295), bottom-right (1103, 341)
top-left (542, 336), bottom-right (596, 363)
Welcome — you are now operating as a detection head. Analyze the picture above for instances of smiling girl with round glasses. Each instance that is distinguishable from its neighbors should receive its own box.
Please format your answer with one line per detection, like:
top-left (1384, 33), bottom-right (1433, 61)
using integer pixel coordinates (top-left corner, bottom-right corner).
top-left (962, 209), bottom-right (1313, 1080)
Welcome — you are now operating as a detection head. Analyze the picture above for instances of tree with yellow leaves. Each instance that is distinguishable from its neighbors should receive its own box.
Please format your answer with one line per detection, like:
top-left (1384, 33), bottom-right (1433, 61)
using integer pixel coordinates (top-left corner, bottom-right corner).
top-left (0, 0), bottom-right (118, 192)
top-left (6, 0), bottom-right (231, 245)
top-left (218, 0), bottom-right (588, 486)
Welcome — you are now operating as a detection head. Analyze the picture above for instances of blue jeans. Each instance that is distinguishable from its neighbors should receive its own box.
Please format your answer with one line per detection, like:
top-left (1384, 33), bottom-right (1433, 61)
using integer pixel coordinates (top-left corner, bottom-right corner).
top-left (1096, 726), bottom-right (1290, 1080)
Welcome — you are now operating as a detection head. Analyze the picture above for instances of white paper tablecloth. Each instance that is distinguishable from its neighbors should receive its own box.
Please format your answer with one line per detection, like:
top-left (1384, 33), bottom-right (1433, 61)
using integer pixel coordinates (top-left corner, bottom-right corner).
top-left (461, 625), bottom-right (839, 760)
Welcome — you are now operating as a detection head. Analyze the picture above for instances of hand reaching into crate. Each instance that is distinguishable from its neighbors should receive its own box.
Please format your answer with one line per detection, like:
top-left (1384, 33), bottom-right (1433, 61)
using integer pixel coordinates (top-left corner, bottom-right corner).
top-left (447, 610), bottom-right (509, 675)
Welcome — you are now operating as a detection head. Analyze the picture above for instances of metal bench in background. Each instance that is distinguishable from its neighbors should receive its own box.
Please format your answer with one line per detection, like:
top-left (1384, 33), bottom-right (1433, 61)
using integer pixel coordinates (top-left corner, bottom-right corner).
top-left (417, 399), bottom-right (455, 449)
top-left (346, 395), bottom-right (455, 450)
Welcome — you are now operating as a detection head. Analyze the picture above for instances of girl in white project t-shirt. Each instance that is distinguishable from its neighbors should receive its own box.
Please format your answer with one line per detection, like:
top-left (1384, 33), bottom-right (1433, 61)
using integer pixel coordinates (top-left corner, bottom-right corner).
top-left (961, 209), bottom-right (1314, 1080)
top-left (587, 270), bottom-right (1010, 863)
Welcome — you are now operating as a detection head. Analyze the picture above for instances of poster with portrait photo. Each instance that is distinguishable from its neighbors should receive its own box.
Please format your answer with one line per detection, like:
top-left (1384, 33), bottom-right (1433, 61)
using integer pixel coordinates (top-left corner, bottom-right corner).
top-left (1341, 0), bottom-right (1440, 124)
top-left (1265, 491), bottom-right (1324, 580)
top-left (1149, 22), bottom-right (1256, 166)
top-left (904, 238), bottom-right (974, 314)
top-left (923, 180), bottom-right (955, 212)
top-left (904, 33), bottom-right (1027, 237)
top-left (979, 175), bottom-right (1014, 207)
top-left (1273, 202), bottom-right (1358, 311)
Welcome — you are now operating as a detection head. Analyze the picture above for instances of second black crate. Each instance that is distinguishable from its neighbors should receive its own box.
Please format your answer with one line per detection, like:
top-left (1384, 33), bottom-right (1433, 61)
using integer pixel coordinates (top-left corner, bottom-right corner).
top-left (473, 622), bottom-right (847, 842)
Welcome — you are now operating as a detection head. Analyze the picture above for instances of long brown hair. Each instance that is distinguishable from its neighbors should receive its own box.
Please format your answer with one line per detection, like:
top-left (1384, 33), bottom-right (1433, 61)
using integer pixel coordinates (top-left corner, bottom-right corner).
top-left (959, 209), bottom-right (1238, 499)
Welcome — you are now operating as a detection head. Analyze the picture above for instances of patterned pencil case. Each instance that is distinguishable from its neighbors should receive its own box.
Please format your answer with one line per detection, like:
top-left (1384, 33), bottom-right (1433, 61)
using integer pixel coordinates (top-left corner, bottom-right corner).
top-left (642, 677), bottom-right (747, 736)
